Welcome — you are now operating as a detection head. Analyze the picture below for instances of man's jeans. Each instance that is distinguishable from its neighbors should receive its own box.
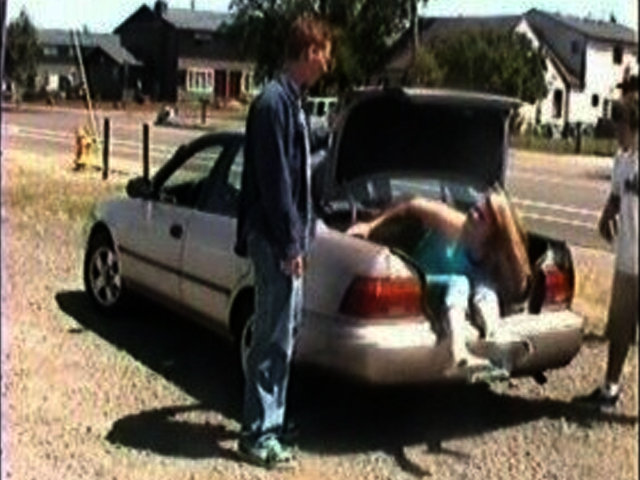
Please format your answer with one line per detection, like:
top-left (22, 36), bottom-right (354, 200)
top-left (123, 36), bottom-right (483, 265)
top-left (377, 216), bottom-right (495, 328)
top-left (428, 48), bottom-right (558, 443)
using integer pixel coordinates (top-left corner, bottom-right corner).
top-left (242, 231), bottom-right (302, 447)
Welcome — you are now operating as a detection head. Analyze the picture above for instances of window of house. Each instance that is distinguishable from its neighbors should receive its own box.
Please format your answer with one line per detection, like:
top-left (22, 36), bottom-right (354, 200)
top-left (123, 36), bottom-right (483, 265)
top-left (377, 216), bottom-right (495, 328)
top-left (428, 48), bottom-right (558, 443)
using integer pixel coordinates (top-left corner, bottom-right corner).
top-left (43, 46), bottom-right (57, 57)
top-left (571, 40), bottom-right (580, 55)
top-left (187, 68), bottom-right (214, 92)
top-left (591, 94), bottom-right (599, 107)
top-left (194, 32), bottom-right (213, 43)
top-left (553, 89), bottom-right (563, 119)
top-left (613, 45), bottom-right (623, 64)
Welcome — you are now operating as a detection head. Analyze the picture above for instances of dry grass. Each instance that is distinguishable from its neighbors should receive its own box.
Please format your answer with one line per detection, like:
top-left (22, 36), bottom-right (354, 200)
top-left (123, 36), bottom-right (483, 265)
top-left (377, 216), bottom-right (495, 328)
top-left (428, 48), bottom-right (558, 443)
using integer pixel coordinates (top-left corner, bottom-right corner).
top-left (2, 153), bottom-right (125, 227)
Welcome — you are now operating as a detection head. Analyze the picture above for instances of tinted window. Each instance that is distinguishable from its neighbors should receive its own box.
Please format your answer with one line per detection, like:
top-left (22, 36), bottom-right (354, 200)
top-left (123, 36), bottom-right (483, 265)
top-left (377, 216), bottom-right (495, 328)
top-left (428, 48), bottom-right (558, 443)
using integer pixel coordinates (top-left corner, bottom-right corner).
top-left (198, 145), bottom-right (244, 217)
top-left (160, 145), bottom-right (223, 208)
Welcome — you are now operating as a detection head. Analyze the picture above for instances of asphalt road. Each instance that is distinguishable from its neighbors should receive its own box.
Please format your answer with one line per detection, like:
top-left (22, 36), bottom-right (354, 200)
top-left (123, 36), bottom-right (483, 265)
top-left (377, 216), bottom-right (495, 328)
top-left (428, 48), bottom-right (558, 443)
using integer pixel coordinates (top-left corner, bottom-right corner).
top-left (2, 105), bottom-right (613, 252)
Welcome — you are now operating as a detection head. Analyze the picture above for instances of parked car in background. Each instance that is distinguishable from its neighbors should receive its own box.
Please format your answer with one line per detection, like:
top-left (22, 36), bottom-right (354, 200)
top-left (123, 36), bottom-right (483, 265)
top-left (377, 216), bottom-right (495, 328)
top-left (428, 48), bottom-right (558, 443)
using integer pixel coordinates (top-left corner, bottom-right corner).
top-left (304, 96), bottom-right (338, 133)
top-left (83, 88), bottom-right (584, 385)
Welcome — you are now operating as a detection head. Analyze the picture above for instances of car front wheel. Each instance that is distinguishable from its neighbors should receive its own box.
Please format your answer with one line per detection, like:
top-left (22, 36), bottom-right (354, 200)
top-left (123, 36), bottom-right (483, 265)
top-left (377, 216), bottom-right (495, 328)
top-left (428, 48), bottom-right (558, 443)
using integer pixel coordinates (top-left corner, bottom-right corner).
top-left (83, 231), bottom-right (126, 312)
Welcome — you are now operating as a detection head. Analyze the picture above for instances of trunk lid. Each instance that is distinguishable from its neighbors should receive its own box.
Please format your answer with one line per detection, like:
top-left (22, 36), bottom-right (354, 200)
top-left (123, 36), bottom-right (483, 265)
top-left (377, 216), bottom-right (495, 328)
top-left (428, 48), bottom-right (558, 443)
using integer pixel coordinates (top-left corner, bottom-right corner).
top-left (322, 88), bottom-right (520, 200)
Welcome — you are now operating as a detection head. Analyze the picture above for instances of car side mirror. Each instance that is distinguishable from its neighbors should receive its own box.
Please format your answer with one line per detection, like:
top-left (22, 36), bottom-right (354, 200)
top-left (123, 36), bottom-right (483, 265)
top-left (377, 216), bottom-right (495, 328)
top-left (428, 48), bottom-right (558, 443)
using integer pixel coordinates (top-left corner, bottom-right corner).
top-left (126, 176), bottom-right (153, 199)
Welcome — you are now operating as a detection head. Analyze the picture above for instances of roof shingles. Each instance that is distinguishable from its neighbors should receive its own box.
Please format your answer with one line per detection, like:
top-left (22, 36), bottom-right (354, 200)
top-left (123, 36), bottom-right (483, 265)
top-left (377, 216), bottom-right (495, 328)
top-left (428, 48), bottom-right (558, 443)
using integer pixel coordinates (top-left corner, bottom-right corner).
top-left (162, 8), bottom-right (230, 32)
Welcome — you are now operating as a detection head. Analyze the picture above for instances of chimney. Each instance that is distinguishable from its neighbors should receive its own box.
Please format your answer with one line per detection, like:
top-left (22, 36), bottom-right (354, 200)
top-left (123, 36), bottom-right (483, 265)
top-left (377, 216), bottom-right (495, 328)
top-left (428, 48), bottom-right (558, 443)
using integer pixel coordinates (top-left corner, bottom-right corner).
top-left (191, 0), bottom-right (195, 10)
top-left (154, 0), bottom-right (168, 17)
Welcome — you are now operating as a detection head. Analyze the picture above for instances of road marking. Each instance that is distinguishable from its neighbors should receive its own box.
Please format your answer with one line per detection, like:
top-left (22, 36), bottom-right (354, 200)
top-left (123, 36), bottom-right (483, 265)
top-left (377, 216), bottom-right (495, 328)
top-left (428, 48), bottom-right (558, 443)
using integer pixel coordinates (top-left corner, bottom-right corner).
top-left (8, 126), bottom-right (175, 156)
top-left (511, 197), bottom-right (599, 217)
top-left (508, 169), bottom-right (609, 190)
top-left (520, 211), bottom-right (596, 229)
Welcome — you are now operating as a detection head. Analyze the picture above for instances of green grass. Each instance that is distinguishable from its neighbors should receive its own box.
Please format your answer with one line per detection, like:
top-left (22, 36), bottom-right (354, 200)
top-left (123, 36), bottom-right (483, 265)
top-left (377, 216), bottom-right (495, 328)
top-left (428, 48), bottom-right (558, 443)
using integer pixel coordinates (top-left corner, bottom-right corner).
top-left (510, 135), bottom-right (617, 157)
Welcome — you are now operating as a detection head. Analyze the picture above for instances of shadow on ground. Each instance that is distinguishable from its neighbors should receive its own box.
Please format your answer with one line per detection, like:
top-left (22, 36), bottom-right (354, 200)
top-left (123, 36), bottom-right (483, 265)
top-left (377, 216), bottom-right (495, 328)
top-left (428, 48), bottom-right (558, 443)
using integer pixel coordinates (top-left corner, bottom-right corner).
top-left (56, 290), bottom-right (637, 471)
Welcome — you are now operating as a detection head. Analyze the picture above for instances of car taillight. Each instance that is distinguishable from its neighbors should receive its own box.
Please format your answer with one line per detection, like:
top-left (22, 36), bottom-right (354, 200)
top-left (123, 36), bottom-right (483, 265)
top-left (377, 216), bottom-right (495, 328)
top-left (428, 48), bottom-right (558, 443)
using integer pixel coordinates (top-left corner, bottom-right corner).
top-left (339, 276), bottom-right (423, 319)
top-left (542, 264), bottom-right (573, 308)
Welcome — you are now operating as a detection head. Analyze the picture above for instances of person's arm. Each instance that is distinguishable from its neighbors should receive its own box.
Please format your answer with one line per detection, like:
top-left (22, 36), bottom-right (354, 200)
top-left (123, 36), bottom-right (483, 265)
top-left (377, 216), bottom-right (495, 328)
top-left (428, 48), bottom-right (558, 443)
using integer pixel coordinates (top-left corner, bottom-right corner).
top-left (598, 156), bottom-right (623, 243)
top-left (598, 193), bottom-right (620, 243)
top-left (346, 197), bottom-right (464, 240)
top-left (250, 94), bottom-right (304, 264)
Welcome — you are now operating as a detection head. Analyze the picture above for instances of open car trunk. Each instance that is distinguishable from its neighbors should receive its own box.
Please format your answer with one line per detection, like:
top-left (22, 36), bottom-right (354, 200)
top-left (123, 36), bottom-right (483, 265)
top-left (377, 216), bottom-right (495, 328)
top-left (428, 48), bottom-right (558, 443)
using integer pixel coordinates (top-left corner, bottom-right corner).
top-left (318, 210), bottom-right (583, 379)
top-left (310, 89), bottom-right (583, 380)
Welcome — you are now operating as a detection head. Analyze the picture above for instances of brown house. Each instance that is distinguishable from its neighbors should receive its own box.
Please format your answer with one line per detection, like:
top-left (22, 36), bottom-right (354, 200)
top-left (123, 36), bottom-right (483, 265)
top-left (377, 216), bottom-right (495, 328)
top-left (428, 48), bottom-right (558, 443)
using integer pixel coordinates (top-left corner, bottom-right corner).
top-left (114, 0), bottom-right (254, 102)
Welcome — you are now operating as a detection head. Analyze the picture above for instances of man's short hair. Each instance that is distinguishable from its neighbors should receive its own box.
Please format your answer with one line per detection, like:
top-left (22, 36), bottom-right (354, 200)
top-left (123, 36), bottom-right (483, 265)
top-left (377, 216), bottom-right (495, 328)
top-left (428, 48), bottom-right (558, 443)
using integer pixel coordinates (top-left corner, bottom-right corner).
top-left (612, 96), bottom-right (639, 130)
top-left (285, 15), bottom-right (332, 61)
top-left (616, 73), bottom-right (638, 96)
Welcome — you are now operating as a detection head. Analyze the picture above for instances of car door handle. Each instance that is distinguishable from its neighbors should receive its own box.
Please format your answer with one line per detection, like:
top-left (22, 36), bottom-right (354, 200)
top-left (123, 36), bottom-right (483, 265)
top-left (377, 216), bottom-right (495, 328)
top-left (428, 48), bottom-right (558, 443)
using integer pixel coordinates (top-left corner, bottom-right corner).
top-left (169, 224), bottom-right (183, 239)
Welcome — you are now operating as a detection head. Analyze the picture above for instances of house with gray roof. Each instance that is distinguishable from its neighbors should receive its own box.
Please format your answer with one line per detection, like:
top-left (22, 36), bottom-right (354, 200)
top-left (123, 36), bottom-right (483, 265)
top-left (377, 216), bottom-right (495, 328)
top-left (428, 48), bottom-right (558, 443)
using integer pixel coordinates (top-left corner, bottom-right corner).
top-left (524, 9), bottom-right (637, 127)
top-left (36, 29), bottom-right (142, 101)
top-left (115, 0), bottom-right (254, 103)
top-left (380, 9), bottom-right (638, 128)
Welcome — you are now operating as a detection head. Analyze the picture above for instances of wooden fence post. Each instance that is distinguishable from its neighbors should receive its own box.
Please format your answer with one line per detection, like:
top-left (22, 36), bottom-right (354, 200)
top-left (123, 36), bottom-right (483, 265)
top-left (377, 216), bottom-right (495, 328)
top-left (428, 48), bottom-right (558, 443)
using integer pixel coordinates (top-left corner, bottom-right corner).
top-left (143, 123), bottom-right (150, 181)
top-left (102, 117), bottom-right (110, 180)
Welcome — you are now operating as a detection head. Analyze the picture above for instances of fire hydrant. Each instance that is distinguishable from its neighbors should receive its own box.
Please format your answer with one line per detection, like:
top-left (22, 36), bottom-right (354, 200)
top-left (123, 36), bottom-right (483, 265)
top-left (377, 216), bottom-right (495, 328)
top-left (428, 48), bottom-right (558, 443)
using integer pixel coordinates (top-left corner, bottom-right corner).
top-left (73, 126), bottom-right (94, 170)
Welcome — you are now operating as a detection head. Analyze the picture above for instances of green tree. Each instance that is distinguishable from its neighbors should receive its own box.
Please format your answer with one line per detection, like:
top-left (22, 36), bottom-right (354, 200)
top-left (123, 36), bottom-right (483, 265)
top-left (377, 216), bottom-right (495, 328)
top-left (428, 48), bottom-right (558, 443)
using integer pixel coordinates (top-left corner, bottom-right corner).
top-left (431, 29), bottom-right (548, 103)
top-left (226, 0), bottom-right (409, 92)
top-left (408, 0), bottom-right (430, 65)
top-left (405, 46), bottom-right (444, 86)
top-left (5, 8), bottom-right (40, 101)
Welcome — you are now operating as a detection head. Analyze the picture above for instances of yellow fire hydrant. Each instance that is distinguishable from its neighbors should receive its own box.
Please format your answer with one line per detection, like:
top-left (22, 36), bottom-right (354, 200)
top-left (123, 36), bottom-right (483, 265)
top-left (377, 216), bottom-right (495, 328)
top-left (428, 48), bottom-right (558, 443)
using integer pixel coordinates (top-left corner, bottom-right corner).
top-left (73, 126), bottom-right (95, 170)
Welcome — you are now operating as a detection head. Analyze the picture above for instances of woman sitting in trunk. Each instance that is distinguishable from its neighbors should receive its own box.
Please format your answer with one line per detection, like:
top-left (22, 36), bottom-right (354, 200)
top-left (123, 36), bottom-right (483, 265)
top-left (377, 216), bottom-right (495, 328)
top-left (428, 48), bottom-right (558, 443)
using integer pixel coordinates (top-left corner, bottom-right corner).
top-left (346, 187), bottom-right (531, 371)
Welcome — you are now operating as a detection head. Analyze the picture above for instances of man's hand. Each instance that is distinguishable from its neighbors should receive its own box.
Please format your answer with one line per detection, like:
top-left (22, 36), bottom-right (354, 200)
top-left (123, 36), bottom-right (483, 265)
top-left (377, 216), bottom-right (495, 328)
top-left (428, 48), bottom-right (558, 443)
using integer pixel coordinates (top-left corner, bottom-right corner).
top-left (281, 256), bottom-right (304, 278)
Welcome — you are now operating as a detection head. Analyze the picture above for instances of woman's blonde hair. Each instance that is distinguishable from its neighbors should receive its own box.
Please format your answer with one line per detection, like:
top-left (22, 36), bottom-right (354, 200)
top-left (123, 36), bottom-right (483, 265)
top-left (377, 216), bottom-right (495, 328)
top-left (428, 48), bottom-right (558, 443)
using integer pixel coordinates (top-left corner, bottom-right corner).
top-left (484, 188), bottom-right (532, 304)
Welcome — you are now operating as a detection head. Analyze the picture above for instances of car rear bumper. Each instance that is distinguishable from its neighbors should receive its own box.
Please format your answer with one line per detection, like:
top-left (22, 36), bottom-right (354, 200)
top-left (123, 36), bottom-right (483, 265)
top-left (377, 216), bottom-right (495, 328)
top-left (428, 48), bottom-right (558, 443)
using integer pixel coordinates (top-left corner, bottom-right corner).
top-left (295, 310), bottom-right (583, 385)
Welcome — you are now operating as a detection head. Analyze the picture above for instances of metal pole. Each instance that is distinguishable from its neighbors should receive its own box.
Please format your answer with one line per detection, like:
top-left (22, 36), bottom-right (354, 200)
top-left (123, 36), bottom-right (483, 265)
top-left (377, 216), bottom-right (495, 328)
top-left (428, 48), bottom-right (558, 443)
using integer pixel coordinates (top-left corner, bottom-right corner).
top-left (575, 121), bottom-right (582, 154)
top-left (143, 123), bottom-right (150, 181)
top-left (200, 98), bottom-right (207, 124)
top-left (102, 117), bottom-right (110, 180)
top-left (1, 0), bottom-right (7, 162)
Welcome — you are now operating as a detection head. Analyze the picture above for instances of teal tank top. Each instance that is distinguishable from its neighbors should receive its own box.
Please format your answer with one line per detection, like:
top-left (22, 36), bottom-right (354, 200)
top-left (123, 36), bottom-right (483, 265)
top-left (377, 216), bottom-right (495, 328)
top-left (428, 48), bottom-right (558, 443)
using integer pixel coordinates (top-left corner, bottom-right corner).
top-left (410, 230), bottom-right (473, 276)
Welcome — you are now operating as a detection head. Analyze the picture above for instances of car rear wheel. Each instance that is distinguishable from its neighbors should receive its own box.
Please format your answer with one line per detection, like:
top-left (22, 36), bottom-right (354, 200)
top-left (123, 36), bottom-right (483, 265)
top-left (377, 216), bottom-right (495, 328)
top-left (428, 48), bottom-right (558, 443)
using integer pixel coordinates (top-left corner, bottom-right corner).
top-left (84, 230), bottom-right (126, 313)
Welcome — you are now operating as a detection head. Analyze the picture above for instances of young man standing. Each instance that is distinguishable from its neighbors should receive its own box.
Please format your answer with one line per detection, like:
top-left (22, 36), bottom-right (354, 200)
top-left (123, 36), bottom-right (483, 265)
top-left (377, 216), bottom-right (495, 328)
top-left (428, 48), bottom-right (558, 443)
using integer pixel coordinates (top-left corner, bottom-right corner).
top-left (234, 16), bottom-right (332, 468)
top-left (576, 74), bottom-right (638, 411)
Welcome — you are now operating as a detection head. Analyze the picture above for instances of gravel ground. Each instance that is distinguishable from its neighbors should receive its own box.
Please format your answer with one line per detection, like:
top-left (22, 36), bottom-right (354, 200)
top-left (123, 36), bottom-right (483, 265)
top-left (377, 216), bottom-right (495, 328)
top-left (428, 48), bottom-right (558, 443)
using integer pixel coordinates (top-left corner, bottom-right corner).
top-left (1, 150), bottom-right (638, 480)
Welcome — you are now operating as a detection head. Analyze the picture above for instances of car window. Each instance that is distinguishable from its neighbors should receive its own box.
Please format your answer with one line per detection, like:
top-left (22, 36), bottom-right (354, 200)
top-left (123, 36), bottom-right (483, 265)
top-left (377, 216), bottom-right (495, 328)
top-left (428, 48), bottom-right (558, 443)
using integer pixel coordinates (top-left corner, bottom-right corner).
top-left (228, 147), bottom-right (244, 191)
top-left (159, 145), bottom-right (223, 208)
top-left (198, 146), bottom-right (244, 217)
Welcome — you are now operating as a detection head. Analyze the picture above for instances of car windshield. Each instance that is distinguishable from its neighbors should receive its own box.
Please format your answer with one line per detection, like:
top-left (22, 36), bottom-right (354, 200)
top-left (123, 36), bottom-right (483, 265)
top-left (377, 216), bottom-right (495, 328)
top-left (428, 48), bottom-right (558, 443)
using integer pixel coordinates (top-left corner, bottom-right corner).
top-left (324, 173), bottom-right (484, 214)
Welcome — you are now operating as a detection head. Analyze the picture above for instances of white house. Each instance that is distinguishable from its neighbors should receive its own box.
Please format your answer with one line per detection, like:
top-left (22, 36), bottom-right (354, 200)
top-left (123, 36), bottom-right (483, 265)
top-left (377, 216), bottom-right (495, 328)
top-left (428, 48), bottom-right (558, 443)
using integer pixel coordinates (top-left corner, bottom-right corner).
top-left (380, 9), bottom-right (638, 130)
top-left (524, 9), bottom-right (638, 128)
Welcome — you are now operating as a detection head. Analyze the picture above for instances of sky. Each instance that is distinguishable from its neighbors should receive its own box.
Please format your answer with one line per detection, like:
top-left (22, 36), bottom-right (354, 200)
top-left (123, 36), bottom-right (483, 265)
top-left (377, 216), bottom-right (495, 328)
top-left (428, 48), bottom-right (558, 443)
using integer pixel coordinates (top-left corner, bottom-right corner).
top-left (5, 0), bottom-right (639, 32)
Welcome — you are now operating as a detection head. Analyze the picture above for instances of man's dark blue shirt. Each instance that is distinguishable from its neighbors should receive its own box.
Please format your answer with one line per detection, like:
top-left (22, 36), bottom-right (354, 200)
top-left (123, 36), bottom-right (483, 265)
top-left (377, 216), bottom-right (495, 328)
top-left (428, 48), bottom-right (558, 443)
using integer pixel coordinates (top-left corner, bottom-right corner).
top-left (235, 74), bottom-right (313, 261)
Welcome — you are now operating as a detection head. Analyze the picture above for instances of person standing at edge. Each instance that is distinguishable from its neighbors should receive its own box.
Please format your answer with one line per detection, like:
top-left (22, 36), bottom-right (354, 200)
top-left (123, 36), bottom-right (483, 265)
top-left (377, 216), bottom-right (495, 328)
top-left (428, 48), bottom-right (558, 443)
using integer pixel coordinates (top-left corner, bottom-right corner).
top-left (234, 15), bottom-right (332, 469)
top-left (575, 73), bottom-right (638, 412)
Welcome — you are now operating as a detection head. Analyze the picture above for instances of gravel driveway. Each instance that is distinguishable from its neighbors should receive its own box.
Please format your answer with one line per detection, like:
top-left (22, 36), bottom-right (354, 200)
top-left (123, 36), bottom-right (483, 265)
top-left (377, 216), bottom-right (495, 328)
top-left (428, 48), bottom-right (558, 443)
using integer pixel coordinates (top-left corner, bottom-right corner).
top-left (1, 150), bottom-right (637, 480)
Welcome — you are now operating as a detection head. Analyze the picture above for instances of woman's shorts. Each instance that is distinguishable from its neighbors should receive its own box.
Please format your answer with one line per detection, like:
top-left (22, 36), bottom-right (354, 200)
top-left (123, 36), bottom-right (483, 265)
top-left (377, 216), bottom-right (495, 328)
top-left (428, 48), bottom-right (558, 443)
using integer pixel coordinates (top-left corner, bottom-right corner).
top-left (605, 270), bottom-right (639, 344)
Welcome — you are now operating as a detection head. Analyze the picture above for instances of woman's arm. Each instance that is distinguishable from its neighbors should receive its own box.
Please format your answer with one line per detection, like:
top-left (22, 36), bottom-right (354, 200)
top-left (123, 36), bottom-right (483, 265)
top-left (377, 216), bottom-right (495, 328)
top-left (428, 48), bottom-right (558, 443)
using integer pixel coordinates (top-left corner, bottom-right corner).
top-left (345, 200), bottom-right (415, 238)
top-left (346, 197), bottom-right (465, 240)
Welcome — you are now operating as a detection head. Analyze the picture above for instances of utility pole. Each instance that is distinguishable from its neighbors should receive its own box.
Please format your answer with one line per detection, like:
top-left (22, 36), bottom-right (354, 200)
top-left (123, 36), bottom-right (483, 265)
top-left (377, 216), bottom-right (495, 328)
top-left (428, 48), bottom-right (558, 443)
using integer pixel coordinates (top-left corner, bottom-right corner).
top-left (1, 0), bottom-right (7, 162)
top-left (72, 28), bottom-right (99, 141)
